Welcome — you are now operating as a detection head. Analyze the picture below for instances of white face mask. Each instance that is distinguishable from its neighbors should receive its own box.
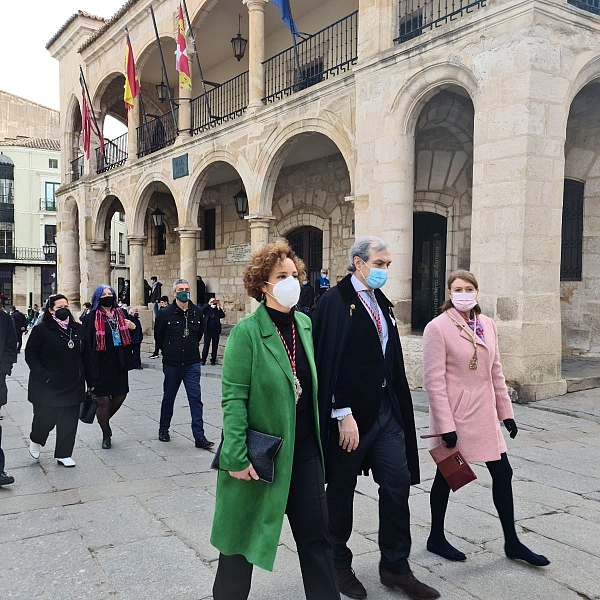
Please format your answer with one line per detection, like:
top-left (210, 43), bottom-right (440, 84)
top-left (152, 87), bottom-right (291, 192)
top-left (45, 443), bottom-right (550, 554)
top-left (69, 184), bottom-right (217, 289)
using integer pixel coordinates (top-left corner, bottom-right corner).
top-left (265, 275), bottom-right (301, 309)
top-left (451, 292), bottom-right (478, 312)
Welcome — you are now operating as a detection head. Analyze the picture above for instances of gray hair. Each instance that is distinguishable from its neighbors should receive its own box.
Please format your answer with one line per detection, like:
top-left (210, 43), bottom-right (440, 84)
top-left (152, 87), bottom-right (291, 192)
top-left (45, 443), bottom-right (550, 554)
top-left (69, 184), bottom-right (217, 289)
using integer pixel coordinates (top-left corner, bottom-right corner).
top-left (347, 236), bottom-right (388, 272)
top-left (172, 278), bottom-right (189, 291)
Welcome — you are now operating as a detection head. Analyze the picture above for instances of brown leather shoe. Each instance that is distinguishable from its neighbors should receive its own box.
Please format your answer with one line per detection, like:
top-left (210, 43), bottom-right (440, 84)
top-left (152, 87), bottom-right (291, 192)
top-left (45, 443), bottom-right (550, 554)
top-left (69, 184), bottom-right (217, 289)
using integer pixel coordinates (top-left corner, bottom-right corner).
top-left (379, 568), bottom-right (440, 600)
top-left (336, 568), bottom-right (367, 599)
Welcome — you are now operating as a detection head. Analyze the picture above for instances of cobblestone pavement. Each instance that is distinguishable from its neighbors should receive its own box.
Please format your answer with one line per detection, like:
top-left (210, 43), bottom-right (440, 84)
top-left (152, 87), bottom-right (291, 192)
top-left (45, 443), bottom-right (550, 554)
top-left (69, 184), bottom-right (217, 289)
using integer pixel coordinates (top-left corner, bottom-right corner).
top-left (1, 353), bottom-right (600, 600)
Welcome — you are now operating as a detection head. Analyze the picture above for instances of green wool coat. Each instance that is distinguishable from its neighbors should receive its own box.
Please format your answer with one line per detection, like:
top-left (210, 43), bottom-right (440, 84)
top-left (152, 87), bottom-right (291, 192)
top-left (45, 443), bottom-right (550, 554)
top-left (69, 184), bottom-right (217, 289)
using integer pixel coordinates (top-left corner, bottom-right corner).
top-left (210, 303), bottom-right (322, 572)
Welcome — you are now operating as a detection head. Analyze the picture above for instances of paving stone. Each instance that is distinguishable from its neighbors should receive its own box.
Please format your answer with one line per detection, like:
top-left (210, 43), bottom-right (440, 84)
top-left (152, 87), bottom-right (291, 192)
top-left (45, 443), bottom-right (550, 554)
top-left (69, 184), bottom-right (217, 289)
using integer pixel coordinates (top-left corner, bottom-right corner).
top-left (112, 457), bottom-right (184, 481)
top-left (0, 506), bottom-right (73, 544)
top-left (164, 509), bottom-right (219, 562)
top-left (249, 544), bottom-right (304, 599)
top-left (0, 463), bottom-right (54, 497)
top-left (66, 496), bottom-right (167, 550)
top-left (510, 461), bottom-right (600, 495)
top-left (0, 489), bottom-right (80, 516)
top-left (95, 535), bottom-right (213, 600)
top-left (78, 477), bottom-right (176, 503)
top-left (142, 486), bottom-right (216, 519)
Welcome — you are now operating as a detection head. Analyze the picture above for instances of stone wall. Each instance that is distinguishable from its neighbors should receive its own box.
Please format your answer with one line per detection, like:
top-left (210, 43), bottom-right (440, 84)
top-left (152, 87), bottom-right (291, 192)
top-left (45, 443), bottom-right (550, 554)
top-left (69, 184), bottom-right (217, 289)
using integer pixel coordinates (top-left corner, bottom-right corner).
top-left (0, 91), bottom-right (60, 141)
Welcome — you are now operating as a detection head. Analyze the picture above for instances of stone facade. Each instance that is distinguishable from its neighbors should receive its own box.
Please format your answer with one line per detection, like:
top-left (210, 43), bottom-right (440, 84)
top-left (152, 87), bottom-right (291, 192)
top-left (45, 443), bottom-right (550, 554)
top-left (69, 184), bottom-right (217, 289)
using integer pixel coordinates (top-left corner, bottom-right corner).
top-left (0, 91), bottom-right (60, 142)
top-left (48, 0), bottom-right (600, 400)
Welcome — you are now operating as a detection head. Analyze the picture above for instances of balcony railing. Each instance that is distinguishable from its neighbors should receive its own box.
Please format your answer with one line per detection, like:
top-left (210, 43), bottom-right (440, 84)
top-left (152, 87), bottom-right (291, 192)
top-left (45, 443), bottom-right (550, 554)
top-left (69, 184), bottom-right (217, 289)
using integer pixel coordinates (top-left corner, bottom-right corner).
top-left (191, 72), bottom-right (249, 135)
top-left (0, 247), bottom-right (56, 261)
top-left (137, 108), bottom-right (179, 158)
top-left (97, 132), bottom-right (128, 173)
top-left (568, 0), bottom-right (600, 15)
top-left (263, 10), bottom-right (358, 103)
top-left (118, 253), bottom-right (126, 265)
top-left (40, 198), bottom-right (56, 211)
top-left (0, 203), bottom-right (14, 223)
top-left (71, 155), bottom-right (84, 182)
top-left (110, 251), bottom-right (116, 263)
top-left (395, 0), bottom-right (486, 44)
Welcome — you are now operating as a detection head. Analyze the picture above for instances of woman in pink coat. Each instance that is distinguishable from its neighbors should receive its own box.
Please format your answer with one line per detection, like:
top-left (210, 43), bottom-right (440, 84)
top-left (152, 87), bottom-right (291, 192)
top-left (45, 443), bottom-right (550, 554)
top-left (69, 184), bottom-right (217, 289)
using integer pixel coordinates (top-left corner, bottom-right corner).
top-left (422, 270), bottom-right (549, 567)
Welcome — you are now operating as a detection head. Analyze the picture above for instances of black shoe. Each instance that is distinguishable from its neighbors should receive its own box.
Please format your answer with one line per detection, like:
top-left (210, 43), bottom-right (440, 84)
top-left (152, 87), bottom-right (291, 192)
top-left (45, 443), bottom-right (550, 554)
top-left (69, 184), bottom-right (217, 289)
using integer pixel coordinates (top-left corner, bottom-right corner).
top-left (159, 429), bottom-right (170, 442)
top-left (149, 353), bottom-right (159, 359)
top-left (0, 471), bottom-right (15, 486)
top-left (335, 568), bottom-right (366, 599)
top-left (195, 436), bottom-right (214, 449)
top-left (379, 568), bottom-right (440, 600)
top-left (210, 361), bottom-right (216, 366)
top-left (505, 542), bottom-right (550, 567)
top-left (427, 536), bottom-right (467, 561)
top-left (201, 360), bottom-right (206, 366)
top-left (102, 438), bottom-right (111, 449)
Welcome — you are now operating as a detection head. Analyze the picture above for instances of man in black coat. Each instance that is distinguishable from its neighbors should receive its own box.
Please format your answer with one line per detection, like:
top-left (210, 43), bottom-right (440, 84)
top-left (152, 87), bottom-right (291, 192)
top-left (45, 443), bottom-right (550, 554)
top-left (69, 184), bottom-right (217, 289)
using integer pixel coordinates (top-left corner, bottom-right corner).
top-left (196, 275), bottom-right (206, 307)
top-left (313, 236), bottom-right (439, 600)
top-left (149, 276), bottom-right (162, 317)
top-left (298, 276), bottom-right (315, 317)
top-left (200, 298), bottom-right (225, 366)
top-left (154, 279), bottom-right (213, 449)
top-left (10, 307), bottom-right (27, 353)
top-left (0, 308), bottom-right (17, 485)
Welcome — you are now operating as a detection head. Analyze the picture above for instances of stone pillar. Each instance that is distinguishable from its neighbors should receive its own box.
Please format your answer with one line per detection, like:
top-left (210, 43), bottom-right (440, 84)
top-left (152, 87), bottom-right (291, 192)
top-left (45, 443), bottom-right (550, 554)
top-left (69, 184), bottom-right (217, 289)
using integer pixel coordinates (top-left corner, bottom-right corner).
top-left (470, 53), bottom-right (568, 401)
top-left (127, 100), bottom-right (140, 161)
top-left (177, 228), bottom-right (200, 302)
top-left (56, 208), bottom-right (81, 305)
top-left (178, 69), bottom-right (193, 137)
top-left (128, 236), bottom-right (146, 307)
top-left (90, 240), bottom-right (111, 289)
top-left (247, 215), bottom-right (274, 252)
top-left (358, 0), bottom-right (397, 61)
top-left (243, 0), bottom-right (268, 109)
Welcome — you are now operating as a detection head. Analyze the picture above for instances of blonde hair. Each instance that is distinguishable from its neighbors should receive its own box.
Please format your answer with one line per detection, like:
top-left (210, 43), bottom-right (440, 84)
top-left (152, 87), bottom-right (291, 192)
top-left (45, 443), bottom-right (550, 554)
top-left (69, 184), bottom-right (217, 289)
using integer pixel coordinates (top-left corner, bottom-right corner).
top-left (440, 270), bottom-right (481, 315)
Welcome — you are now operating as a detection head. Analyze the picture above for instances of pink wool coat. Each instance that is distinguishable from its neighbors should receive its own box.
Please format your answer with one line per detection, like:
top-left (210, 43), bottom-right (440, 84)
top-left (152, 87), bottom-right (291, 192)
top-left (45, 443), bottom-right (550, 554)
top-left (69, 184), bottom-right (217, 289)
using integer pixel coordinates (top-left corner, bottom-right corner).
top-left (422, 308), bottom-right (514, 463)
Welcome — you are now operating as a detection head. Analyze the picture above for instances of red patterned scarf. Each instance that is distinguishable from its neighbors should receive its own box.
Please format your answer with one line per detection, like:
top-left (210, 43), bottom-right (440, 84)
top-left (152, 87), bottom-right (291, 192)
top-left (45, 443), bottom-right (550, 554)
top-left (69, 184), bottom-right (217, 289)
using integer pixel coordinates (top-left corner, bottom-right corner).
top-left (94, 307), bottom-right (132, 351)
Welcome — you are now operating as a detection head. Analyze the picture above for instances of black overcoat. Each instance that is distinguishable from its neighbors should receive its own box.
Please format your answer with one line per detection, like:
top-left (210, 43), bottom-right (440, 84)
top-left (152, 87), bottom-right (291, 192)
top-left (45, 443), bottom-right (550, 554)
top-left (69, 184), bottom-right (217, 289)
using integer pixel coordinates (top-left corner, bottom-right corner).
top-left (312, 274), bottom-right (420, 485)
top-left (25, 317), bottom-right (94, 408)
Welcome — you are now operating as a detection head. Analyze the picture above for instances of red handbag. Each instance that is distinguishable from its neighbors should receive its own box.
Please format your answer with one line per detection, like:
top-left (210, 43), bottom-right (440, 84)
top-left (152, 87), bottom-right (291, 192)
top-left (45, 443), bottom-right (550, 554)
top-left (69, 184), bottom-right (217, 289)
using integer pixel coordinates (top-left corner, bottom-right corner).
top-left (421, 435), bottom-right (477, 492)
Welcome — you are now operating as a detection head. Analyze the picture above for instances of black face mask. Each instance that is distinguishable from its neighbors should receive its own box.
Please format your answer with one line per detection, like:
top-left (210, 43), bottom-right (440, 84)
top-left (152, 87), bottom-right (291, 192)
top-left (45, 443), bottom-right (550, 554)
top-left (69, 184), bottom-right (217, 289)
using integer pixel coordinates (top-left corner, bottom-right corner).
top-left (54, 308), bottom-right (70, 321)
top-left (99, 296), bottom-right (114, 308)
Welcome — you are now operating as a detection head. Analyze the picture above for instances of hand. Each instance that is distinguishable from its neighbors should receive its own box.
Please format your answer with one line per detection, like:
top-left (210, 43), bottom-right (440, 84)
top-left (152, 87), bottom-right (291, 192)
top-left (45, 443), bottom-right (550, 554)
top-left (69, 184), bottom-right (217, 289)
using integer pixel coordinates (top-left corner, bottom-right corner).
top-left (441, 431), bottom-right (458, 448)
top-left (503, 419), bottom-right (518, 439)
top-left (338, 414), bottom-right (359, 452)
top-left (229, 464), bottom-right (259, 481)
top-left (124, 319), bottom-right (136, 330)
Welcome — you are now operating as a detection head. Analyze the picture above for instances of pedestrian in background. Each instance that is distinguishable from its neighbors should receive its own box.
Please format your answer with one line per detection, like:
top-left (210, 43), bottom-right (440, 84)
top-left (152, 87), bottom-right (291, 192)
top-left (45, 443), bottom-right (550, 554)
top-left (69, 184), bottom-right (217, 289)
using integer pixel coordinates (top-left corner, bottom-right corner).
top-left (201, 298), bottom-right (225, 365)
top-left (315, 268), bottom-right (330, 302)
top-left (119, 279), bottom-right (130, 306)
top-left (149, 296), bottom-right (169, 359)
top-left (211, 241), bottom-right (339, 600)
top-left (128, 307), bottom-right (144, 370)
top-left (0, 305), bottom-right (17, 486)
top-left (197, 275), bottom-right (206, 307)
top-left (79, 302), bottom-right (91, 323)
top-left (149, 276), bottom-right (162, 317)
top-left (10, 306), bottom-right (27, 353)
top-left (423, 270), bottom-right (549, 567)
top-left (26, 294), bottom-right (93, 468)
top-left (298, 276), bottom-right (315, 317)
top-left (83, 285), bottom-right (136, 449)
top-left (154, 279), bottom-right (212, 449)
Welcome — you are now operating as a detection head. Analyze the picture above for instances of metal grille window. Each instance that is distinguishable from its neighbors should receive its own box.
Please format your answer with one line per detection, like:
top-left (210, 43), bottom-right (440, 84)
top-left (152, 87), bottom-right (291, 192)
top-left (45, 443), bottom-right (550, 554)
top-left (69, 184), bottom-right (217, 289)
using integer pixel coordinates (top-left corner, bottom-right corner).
top-left (0, 179), bottom-right (14, 204)
top-left (44, 182), bottom-right (59, 211)
top-left (561, 180), bottom-right (584, 281)
top-left (153, 224), bottom-right (166, 256)
top-left (0, 223), bottom-right (14, 258)
top-left (568, 0), bottom-right (600, 16)
top-left (203, 209), bottom-right (216, 251)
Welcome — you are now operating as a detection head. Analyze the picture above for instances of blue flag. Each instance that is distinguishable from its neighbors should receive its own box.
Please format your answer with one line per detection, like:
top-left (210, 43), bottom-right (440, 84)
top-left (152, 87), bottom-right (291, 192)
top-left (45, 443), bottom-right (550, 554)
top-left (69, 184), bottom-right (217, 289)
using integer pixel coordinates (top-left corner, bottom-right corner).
top-left (271, 0), bottom-right (299, 36)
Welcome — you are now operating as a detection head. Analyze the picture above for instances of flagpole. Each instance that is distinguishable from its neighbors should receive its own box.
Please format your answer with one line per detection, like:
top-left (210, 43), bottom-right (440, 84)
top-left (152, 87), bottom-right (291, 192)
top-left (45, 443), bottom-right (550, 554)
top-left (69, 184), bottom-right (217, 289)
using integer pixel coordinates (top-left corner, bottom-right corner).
top-left (149, 5), bottom-right (178, 135)
top-left (79, 66), bottom-right (104, 154)
top-left (181, 0), bottom-right (213, 122)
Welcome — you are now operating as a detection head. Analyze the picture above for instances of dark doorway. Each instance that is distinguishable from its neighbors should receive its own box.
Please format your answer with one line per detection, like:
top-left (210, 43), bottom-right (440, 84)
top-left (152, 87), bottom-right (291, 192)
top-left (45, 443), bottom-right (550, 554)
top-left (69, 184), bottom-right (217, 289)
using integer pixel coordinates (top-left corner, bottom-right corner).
top-left (412, 212), bottom-right (447, 330)
top-left (287, 227), bottom-right (323, 287)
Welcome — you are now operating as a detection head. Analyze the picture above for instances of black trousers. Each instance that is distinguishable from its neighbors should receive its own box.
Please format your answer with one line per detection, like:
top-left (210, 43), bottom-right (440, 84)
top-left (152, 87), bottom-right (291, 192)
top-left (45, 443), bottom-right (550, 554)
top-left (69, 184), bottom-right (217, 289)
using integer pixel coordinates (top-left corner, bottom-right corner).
top-left (30, 404), bottom-right (80, 459)
top-left (0, 423), bottom-right (5, 473)
top-left (202, 330), bottom-right (219, 364)
top-left (326, 397), bottom-right (412, 575)
top-left (16, 333), bottom-right (23, 354)
top-left (213, 450), bottom-right (340, 600)
top-left (132, 343), bottom-right (141, 368)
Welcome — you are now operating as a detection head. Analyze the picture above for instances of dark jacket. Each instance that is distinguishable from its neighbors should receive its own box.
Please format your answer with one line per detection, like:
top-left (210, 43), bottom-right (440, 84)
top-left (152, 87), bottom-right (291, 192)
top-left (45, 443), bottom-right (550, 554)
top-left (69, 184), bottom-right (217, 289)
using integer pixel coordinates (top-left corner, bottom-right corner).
top-left (154, 301), bottom-right (203, 367)
top-left (149, 282), bottom-right (162, 304)
top-left (298, 282), bottom-right (315, 309)
top-left (119, 284), bottom-right (130, 305)
top-left (197, 278), bottom-right (206, 306)
top-left (201, 305), bottom-right (225, 335)
top-left (312, 274), bottom-right (420, 485)
top-left (25, 317), bottom-right (94, 408)
top-left (11, 309), bottom-right (27, 335)
top-left (144, 280), bottom-right (152, 305)
top-left (129, 314), bottom-right (144, 344)
top-left (0, 310), bottom-right (17, 391)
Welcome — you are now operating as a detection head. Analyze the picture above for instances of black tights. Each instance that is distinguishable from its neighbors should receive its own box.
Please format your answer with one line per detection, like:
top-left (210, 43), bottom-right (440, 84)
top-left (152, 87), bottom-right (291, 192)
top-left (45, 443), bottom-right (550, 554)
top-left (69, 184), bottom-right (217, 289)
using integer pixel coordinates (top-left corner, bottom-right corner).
top-left (96, 394), bottom-right (127, 440)
top-left (430, 453), bottom-right (518, 546)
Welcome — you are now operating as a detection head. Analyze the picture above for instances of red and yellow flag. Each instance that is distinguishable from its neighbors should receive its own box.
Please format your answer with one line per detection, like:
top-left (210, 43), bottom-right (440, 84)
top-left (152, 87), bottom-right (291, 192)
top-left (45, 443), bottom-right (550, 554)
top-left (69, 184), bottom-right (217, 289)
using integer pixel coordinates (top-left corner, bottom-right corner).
top-left (124, 34), bottom-right (140, 110)
top-left (176, 3), bottom-right (192, 90)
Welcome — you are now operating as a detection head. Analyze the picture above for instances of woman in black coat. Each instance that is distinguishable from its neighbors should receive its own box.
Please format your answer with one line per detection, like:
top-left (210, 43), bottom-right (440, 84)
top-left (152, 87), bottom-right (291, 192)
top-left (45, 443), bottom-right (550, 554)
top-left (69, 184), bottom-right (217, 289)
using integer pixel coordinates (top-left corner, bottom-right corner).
top-left (25, 294), bottom-right (94, 467)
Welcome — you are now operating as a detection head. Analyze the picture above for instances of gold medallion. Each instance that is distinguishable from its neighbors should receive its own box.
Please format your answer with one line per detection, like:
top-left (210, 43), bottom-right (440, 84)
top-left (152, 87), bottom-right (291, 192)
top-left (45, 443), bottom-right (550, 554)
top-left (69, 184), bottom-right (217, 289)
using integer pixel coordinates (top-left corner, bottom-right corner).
top-left (68, 340), bottom-right (75, 349)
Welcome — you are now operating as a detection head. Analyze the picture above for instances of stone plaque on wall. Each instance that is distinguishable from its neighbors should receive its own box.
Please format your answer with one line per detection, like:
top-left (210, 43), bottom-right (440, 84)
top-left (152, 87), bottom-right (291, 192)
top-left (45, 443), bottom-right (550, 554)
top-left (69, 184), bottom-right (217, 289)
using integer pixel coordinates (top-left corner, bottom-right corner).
top-left (172, 154), bottom-right (189, 179)
top-left (227, 244), bottom-right (251, 263)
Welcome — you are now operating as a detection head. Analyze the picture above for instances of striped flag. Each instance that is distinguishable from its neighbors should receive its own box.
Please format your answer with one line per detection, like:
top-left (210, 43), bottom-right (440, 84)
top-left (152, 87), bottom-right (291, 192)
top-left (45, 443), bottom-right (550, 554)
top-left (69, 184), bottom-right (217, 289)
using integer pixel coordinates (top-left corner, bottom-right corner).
top-left (176, 3), bottom-right (192, 90)
top-left (124, 34), bottom-right (140, 110)
top-left (80, 73), bottom-right (104, 158)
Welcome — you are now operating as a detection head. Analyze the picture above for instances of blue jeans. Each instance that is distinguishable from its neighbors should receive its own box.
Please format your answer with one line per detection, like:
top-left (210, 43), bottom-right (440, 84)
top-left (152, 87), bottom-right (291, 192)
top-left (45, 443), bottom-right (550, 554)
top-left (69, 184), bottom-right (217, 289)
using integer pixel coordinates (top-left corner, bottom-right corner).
top-left (160, 362), bottom-right (205, 440)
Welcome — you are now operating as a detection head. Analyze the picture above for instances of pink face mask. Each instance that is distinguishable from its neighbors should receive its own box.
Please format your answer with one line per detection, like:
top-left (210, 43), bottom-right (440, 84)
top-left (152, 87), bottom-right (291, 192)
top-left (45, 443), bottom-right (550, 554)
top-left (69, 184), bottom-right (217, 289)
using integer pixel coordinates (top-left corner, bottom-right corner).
top-left (451, 292), bottom-right (478, 312)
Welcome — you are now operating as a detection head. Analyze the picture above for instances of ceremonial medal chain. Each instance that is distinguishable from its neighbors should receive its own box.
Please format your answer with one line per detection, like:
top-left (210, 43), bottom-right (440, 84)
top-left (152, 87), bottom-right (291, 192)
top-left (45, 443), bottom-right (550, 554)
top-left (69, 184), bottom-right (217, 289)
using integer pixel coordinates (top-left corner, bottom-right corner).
top-left (356, 291), bottom-right (384, 345)
top-left (446, 312), bottom-right (479, 370)
top-left (274, 323), bottom-right (302, 404)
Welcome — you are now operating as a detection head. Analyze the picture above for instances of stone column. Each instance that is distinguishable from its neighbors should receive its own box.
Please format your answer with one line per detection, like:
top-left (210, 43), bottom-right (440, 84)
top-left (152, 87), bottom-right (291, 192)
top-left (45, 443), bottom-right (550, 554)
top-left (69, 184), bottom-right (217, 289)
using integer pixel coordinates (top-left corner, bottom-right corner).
top-left (128, 236), bottom-right (146, 307)
top-left (56, 208), bottom-right (81, 305)
top-left (243, 0), bottom-right (268, 110)
top-left (358, 0), bottom-right (397, 61)
top-left (247, 215), bottom-right (274, 252)
top-left (177, 228), bottom-right (200, 302)
top-left (90, 240), bottom-right (111, 289)
top-left (127, 100), bottom-right (140, 161)
top-left (178, 67), bottom-right (193, 137)
top-left (470, 49), bottom-right (568, 401)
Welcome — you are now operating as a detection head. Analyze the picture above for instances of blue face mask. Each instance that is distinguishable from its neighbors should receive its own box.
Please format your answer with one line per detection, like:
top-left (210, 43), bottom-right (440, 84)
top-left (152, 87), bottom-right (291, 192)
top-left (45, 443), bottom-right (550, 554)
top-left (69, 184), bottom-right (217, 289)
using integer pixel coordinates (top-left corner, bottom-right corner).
top-left (361, 260), bottom-right (388, 289)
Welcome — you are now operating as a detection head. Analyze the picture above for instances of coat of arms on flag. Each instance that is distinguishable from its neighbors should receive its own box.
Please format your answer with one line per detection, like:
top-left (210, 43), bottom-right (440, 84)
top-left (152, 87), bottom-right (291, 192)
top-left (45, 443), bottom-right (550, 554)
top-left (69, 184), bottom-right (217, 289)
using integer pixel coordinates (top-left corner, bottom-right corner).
top-left (177, 3), bottom-right (192, 90)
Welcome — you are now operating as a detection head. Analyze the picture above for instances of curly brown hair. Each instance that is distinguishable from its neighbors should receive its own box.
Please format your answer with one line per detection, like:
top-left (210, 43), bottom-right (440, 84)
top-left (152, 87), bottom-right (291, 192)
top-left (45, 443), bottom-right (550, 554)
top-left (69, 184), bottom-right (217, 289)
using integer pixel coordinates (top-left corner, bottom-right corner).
top-left (243, 240), bottom-right (306, 301)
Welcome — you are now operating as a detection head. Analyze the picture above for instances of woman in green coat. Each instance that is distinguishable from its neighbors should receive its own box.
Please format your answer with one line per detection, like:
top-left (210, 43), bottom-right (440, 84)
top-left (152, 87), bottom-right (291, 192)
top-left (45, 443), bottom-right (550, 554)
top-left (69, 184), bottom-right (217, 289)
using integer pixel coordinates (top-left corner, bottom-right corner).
top-left (211, 241), bottom-right (339, 600)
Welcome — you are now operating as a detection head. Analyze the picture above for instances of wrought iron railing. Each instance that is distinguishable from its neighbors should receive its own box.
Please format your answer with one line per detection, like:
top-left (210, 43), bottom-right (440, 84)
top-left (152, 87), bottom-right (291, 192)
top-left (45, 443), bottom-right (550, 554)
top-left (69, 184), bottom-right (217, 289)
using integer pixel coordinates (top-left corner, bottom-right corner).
top-left (97, 132), bottom-right (128, 173)
top-left (568, 0), bottom-right (600, 15)
top-left (137, 108), bottom-right (179, 158)
top-left (110, 251), bottom-right (116, 263)
top-left (40, 198), bottom-right (56, 211)
top-left (191, 72), bottom-right (249, 135)
top-left (263, 11), bottom-right (358, 103)
top-left (395, 0), bottom-right (486, 44)
top-left (71, 155), bottom-right (84, 182)
top-left (0, 247), bottom-right (54, 261)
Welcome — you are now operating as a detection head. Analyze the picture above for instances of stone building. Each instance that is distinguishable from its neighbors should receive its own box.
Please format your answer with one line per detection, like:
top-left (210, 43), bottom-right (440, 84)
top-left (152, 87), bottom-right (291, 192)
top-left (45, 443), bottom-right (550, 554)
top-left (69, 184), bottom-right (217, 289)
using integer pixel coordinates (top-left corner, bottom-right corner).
top-left (48, 0), bottom-right (600, 401)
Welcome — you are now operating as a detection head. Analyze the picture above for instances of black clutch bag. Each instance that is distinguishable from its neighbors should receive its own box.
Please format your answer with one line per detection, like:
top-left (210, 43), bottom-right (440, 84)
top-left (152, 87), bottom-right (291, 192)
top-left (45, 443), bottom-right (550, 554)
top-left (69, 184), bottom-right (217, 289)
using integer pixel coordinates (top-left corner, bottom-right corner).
top-left (211, 429), bottom-right (284, 484)
top-left (79, 391), bottom-right (98, 424)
